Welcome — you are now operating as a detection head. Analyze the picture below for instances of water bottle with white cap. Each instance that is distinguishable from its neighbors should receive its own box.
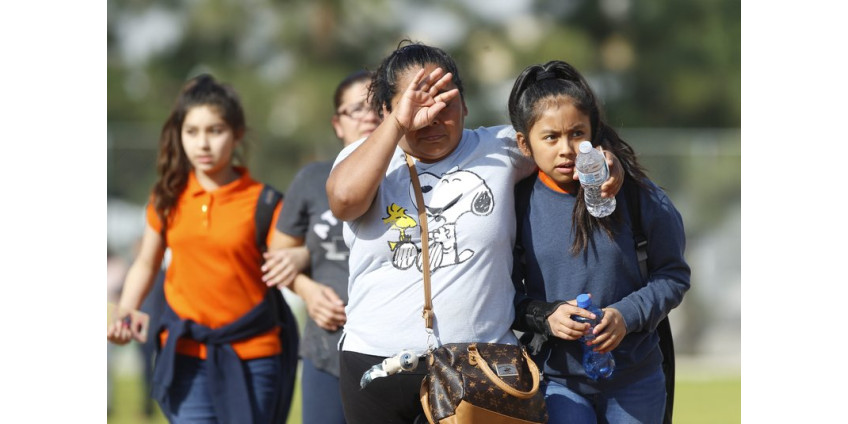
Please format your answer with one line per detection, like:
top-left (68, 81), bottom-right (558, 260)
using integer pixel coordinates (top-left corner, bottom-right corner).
top-left (575, 141), bottom-right (616, 218)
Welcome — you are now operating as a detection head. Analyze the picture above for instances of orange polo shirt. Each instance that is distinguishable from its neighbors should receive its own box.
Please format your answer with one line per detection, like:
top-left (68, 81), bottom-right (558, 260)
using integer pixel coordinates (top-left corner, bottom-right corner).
top-left (147, 167), bottom-right (283, 360)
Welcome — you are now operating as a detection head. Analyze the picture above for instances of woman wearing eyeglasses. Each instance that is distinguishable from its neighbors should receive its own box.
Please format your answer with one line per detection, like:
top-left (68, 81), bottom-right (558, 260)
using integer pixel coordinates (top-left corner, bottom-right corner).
top-left (261, 69), bottom-right (380, 424)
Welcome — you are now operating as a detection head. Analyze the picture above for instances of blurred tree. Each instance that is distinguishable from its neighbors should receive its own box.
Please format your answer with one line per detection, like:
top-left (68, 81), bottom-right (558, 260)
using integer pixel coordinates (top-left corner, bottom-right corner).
top-left (108, 0), bottom-right (739, 205)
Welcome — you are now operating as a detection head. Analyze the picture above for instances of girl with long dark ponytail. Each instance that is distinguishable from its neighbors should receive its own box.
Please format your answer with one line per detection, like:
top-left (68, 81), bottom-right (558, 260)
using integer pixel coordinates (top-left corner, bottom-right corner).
top-left (510, 60), bottom-right (690, 424)
top-left (508, 60), bottom-right (651, 254)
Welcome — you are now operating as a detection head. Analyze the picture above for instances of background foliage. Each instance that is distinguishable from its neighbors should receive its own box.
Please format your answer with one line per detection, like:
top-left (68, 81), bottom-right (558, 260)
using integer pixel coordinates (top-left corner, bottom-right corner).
top-left (107, 0), bottom-right (739, 203)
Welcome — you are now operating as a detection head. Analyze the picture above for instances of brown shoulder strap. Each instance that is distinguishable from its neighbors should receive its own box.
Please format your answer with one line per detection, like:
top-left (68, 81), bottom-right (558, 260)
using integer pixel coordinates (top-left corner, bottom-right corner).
top-left (405, 154), bottom-right (434, 330)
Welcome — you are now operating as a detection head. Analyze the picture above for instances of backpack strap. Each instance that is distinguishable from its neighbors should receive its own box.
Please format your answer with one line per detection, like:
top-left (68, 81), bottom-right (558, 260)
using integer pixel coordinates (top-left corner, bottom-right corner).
top-left (624, 178), bottom-right (648, 281)
top-left (252, 184), bottom-right (297, 422)
top-left (624, 177), bottom-right (675, 424)
top-left (254, 184), bottom-right (283, 253)
top-left (512, 175), bottom-right (536, 280)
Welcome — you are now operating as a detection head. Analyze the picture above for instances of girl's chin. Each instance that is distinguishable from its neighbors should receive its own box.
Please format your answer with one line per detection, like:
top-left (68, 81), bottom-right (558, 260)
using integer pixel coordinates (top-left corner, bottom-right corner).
top-left (192, 163), bottom-right (216, 171)
top-left (193, 163), bottom-right (230, 176)
top-left (552, 171), bottom-right (575, 181)
top-left (548, 173), bottom-right (578, 192)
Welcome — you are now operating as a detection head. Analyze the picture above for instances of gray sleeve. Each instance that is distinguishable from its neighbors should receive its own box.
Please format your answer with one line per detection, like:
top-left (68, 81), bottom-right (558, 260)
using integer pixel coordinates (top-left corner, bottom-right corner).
top-left (276, 163), bottom-right (320, 237)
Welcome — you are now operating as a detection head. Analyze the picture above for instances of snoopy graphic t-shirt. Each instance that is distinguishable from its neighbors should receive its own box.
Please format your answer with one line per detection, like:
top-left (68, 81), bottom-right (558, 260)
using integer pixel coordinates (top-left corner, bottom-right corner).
top-left (333, 125), bottom-right (536, 357)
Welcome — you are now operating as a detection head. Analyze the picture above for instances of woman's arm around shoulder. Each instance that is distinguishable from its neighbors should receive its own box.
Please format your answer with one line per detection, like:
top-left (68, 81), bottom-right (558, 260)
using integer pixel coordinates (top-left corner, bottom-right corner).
top-left (326, 125), bottom-right (400, 222)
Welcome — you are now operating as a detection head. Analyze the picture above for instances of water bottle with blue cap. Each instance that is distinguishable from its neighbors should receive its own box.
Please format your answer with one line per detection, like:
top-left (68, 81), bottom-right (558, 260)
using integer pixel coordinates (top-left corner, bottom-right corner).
top-left (572, 293), bottom-right (615, 380)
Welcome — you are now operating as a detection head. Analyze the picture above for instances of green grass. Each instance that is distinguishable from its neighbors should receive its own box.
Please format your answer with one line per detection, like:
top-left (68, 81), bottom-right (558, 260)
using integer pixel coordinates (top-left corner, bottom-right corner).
top-left (674, 376), bottom-right (741, 424)
top-left (107, 370), bottom-right (738, 423)
top-left (108, 376), bottom-right (168, 424)
top-left (107, 367), bottom-right (302, 424)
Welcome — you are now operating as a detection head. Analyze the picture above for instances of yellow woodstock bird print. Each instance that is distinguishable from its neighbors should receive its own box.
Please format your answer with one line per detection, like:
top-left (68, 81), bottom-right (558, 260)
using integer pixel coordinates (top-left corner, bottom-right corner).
top-left (382, 203), bottom-right (417, 250)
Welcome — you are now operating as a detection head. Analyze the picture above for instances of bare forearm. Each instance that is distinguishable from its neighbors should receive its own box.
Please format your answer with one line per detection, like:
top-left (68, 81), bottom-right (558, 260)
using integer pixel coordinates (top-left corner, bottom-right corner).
top-left (118, 260), bottom-right (160, 312)
top-left (327, 116), bottom-right (405, 221)
top-left (264, 231), bottom-right (311, 288)
top-left (290, 273), bottom-right (347, 331)
top-left (118, 226), bottom-right (166, 312)
top-left (289, 272), bottom-right (317, 298)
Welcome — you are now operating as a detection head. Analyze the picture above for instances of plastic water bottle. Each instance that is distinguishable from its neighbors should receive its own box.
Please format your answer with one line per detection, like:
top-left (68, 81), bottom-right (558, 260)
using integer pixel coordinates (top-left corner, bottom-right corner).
top-left (572, 293), bottom-right (615, 380)
top-left (575, 141), bottom-right (616, 218)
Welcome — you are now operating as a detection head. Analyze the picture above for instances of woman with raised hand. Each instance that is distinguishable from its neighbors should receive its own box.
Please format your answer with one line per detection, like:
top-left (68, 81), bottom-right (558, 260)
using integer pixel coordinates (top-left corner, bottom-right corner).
top-left (326, 41), bottom-right (623, 423)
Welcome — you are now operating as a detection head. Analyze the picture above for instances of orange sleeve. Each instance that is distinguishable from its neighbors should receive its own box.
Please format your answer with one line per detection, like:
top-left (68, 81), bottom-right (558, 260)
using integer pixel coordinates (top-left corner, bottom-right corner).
top-left (145, 199), bottom-right (162, 233)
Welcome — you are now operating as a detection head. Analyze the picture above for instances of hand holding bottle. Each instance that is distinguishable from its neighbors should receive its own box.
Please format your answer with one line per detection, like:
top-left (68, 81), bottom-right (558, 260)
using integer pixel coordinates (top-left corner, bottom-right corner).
top-left (572, 145), bottom-right (624, 201)
top-left (585, 307), bottom-right (626, 354)
top-left (571, 294), bottom-right (616, 380)
top-left (575, 142), bottom-right (617, 217)
top-left (545, 299), bottom-right (596, 341)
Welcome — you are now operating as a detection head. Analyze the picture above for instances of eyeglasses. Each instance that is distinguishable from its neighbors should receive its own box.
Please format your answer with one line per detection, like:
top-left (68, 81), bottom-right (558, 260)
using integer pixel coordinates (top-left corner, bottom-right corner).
top-left (336, 101), bottom-right (371, 120)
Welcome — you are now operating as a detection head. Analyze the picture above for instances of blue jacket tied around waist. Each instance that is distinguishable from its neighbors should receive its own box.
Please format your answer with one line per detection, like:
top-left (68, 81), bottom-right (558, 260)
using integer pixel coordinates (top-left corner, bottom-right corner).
top-left (151, 289), bottom-right (299, 423)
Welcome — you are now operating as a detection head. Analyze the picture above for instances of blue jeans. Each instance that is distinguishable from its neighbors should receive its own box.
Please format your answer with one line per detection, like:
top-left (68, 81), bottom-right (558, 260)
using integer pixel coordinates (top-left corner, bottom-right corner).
top-left (301, 358), bottom-right (346, 423)
top-left (164, 354), bottom-right (281, 423)
top-left (544, 367), bottom-right (666, 424)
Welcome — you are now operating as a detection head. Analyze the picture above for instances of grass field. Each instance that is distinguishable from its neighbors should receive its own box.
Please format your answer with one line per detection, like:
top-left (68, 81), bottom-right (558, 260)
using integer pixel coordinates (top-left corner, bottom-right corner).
top-left (675, 377), bottom-right (740, 424)
top-left (107, 364), bottom-right (739, 423)
top-left (107, 369), bottom-right (303, 424)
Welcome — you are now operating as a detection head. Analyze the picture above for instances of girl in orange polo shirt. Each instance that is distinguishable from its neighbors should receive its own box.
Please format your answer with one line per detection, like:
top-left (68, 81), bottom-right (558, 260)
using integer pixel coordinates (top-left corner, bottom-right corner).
top-left (107, 74), bottom-right (296, 423)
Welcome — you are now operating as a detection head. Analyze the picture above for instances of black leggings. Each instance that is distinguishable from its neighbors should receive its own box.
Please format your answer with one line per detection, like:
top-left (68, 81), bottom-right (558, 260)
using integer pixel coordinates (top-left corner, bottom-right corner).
top-left (339, 350), bottom-right (429, 424)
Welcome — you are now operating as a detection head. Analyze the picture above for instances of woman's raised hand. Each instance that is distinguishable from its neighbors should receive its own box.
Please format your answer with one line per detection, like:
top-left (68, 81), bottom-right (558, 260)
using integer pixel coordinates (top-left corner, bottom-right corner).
top-left (391, 67), bottom-right (460, 133)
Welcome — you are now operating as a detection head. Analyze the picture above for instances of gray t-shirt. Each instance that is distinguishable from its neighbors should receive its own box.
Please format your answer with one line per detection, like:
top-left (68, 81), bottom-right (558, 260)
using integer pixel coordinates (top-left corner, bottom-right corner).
top-left (333, 125), bottom-right (536, 357)
top-left (276, 160), bottom-right (349, 377)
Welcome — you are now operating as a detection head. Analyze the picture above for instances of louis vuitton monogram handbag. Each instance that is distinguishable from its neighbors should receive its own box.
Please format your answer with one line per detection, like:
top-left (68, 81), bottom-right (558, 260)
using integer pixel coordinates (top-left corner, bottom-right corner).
top-left (405, 155), bottom-right (548, 424)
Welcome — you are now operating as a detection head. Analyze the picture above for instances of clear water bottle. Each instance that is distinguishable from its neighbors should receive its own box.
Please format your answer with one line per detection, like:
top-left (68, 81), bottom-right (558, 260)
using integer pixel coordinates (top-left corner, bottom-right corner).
top-left (575, 141), bottom-right (616, 218)
top-left (572, 293), bottom-right (615, 380)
